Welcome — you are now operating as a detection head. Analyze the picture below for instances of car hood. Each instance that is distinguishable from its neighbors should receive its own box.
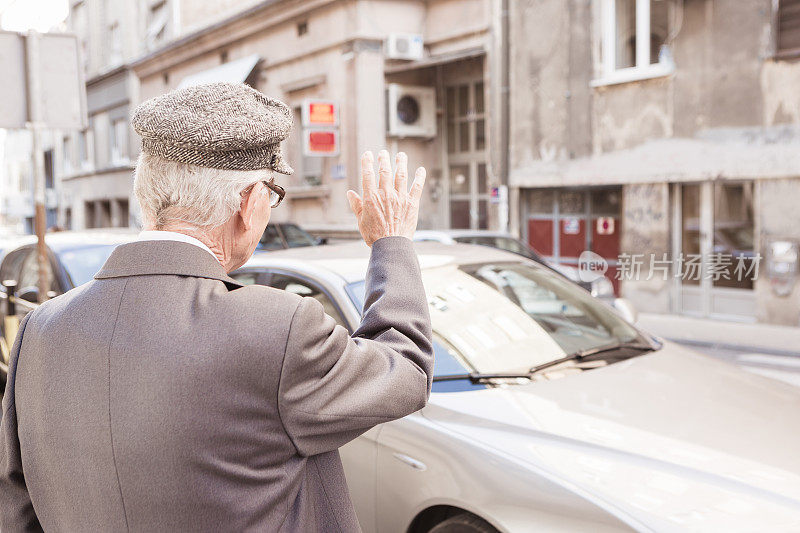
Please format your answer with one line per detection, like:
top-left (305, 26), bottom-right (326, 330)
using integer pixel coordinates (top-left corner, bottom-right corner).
top-left (423, 344), bottom-right (800, 531)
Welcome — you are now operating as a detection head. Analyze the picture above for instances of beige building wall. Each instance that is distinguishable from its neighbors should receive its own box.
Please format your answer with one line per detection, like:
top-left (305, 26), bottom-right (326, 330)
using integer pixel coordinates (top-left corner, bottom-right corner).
top-left (134, 0), bottom-right (495, 232)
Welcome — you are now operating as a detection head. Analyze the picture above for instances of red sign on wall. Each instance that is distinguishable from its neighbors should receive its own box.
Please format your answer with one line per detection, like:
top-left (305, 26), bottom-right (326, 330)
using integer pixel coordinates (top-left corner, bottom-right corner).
top-left (302, 100), bottom-right (338, 127)
top-left (303, 129), bottom-right (339, 156)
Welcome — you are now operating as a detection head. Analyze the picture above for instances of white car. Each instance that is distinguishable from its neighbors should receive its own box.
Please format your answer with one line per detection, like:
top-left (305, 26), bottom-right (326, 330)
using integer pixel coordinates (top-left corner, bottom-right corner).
top-left (414, 230), bottom-right (616, 303)
top-left (235, 242), bottom-right (800, 533)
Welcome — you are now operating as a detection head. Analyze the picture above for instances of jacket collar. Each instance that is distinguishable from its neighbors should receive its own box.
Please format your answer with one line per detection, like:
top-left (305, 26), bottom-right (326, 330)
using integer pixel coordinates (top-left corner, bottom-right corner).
top-left (94, 240), bottom-right (245, 291)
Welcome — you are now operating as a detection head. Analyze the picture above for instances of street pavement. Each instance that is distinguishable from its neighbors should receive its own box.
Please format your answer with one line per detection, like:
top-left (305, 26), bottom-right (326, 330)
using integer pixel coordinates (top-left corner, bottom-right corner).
top-left (636, 313), bottom-right (800, 388)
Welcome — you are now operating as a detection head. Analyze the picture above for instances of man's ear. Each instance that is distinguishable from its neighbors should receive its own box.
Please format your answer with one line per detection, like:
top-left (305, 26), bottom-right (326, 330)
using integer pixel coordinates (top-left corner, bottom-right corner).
top-left (239, 186), bottom-right (260, 231)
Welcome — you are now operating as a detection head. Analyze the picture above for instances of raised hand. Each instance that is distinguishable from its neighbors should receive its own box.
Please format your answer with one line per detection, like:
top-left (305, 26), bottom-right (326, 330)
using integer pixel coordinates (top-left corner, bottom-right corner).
top-left (346, 150), bottom-right (426, 247)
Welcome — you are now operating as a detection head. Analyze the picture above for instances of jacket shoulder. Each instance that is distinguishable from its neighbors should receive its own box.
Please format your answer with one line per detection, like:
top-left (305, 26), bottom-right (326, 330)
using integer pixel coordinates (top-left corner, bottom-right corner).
top-left (224, 282), bottom-right (302, 312)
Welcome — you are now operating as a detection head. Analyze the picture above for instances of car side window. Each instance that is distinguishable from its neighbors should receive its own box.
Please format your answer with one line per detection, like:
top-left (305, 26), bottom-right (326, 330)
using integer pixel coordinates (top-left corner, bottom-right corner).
top-left (0, 249), bottom-right (27, 287)
top-left (229, 271), bottom-right (260, 286)
top-left (270, 273), bottom-right (347, 329)
top-left (281, 224), bottom-right (316, 248)
top-left (258, 225), bottom-right (284, 251)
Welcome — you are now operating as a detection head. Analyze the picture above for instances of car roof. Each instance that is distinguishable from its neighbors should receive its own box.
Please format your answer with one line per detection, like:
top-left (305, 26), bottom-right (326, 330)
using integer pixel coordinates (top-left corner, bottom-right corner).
top-left (244, 240), bottom-right (526, 283)
top-left (0, 229), bottom-right (139, 254)
top-left (414, 229), bottom-right (519, 240)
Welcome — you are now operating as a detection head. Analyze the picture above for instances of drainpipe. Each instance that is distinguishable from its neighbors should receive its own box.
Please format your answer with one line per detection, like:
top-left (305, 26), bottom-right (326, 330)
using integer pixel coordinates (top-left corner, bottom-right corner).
top-left (501, 0), bottom-right (516, 236)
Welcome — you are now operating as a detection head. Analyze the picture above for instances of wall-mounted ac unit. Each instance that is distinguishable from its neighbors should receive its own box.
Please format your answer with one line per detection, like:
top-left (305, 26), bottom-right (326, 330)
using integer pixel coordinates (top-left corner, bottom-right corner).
top-left (386, 84), bottom-right (436, 138)
top-left (385, 33), bottom-right (424, 61)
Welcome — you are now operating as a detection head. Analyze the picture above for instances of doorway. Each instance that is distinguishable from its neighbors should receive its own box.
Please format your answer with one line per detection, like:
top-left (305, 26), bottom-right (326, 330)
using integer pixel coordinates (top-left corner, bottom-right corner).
top-left (671, 181), bottom-right (757, 321)
top-left (445, 79), bottom-right (488, 229)
top-left (526, 187), bottom-right (622, 293)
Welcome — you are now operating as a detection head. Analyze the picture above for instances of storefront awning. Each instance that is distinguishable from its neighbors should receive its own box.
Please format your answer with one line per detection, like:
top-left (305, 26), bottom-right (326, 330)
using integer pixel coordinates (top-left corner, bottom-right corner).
top-left (177, 54), bottom-right (260, 89)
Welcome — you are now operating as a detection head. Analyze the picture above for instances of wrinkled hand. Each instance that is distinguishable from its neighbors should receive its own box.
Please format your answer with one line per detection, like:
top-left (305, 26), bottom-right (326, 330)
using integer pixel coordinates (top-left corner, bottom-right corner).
top-left (347, 150), bottom-right (426, 247)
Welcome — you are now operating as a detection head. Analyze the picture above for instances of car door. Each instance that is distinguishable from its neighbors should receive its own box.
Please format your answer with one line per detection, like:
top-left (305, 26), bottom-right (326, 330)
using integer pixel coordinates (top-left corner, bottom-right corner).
top-left (270, 270), bottom-right (382, 530)
top-left (228, 267), bottom-right (382, 529)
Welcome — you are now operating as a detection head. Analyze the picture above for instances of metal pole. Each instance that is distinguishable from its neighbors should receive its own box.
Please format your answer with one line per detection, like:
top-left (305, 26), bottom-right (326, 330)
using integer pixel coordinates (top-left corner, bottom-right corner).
top-left (25, 30), bottom-right (49, 304)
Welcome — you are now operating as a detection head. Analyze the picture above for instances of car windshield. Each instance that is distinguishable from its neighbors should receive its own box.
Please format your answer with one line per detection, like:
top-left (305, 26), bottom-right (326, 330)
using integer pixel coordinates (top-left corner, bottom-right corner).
top-left (346, 261), bottom-right (643, 376)
top-left (58, 244), bottom-right (119, 287)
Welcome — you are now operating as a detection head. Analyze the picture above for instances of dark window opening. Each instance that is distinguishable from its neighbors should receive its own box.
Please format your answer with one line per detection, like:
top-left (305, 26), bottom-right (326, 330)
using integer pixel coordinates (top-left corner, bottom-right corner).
top-left (778, 0), bottom-right (800, 54)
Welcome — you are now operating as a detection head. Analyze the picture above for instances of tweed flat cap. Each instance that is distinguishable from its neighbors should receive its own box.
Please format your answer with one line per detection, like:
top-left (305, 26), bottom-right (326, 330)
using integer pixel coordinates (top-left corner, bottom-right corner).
top-left (131, 82), bottom-right (294, 174)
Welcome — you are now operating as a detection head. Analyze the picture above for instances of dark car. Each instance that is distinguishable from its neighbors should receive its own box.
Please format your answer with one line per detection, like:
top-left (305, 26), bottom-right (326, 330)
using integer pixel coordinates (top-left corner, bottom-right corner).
top-left (256, 223), bottom-right (326, 251)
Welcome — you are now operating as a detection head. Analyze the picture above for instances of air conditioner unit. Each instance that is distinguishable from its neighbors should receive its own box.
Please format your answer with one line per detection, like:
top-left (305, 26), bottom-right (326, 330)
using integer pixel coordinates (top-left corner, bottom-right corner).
top-left (385, 33), bottom-right (424, 61)
top-left (386, 84), bottom-right (436, 138)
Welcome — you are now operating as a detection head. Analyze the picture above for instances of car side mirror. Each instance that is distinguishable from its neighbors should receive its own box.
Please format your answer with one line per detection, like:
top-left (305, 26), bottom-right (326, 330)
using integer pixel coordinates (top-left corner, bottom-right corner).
top-left (613, 297), bottom-right (638, 324)
top-left (17, 287), bottom-right (39, 303)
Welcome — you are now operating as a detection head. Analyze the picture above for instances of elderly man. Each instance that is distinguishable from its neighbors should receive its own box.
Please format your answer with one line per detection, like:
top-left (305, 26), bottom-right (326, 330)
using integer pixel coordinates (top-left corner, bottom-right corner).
top-left (0, 83), bottom-right (433, 532)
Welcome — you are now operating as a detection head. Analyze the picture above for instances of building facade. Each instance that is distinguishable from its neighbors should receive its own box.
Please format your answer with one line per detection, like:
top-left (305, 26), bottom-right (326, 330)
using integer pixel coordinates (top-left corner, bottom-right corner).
top-left (60, 0), bottom-right (264, 230)
top-left (509, 0), bottom-right (800, 326)
top-left (131, 0), bottom-right (504, 234)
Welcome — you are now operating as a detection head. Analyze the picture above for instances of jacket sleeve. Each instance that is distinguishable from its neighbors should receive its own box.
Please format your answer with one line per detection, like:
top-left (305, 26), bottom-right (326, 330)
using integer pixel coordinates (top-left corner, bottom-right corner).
top-left (0, 311), bottom-right (43, 533)
top-left (277, 236), bottom-right (433, 457)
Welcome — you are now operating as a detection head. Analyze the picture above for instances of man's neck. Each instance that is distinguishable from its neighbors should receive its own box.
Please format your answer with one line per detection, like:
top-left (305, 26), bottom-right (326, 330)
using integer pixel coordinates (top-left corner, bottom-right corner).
top-left (145, 225), bottom-right (231, 270)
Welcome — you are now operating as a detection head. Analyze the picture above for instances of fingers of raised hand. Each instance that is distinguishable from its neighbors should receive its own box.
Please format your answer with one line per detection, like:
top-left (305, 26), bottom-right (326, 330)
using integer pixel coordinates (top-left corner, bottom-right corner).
top-left (409, 167), bottom-right (426, 206)
top-left (361, 151), bottom-right (376, 193)
top-left (377, 150), bottom-right (393, 192)
top-left (394, 152), bottom-right (408, 200)
top-left (346, 190), bottom-right (363, 217)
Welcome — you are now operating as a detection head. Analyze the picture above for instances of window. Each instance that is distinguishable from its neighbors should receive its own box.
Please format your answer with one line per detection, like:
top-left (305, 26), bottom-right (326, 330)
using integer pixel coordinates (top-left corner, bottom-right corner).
top-left (110, 118), bottom-right (129, 164)
top-left (777, 0), bottom-right (800, 56)
top-left (297, 21), bottom-right (308, 36)
top-left (113, 198), bottom-right (129, 227)
top-left (445, 79), bottom-right (489, 230)
top-left (44, 150), bottom-right (54, 189)
top-left (108, 21), bottom-right (122, 66)
top-left (78, 129), bottom-right (92, 169)
top-left (71, 1), bottom-right (89, 74)
top-left (269, 273), bottom-right (347, 329)
top-left (146, 0), bottom-right (169, 50)
top-left (62, 135), bottom-right (73, 174)
top-left (594, 0), bottom-right (673, 86)
top-left (446, 83), bottom-right (485, 155)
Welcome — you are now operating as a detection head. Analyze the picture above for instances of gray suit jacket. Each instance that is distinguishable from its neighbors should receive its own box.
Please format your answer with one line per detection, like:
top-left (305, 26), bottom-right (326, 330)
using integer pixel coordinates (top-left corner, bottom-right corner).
top-left (0, 236), bottom-right (433, 532)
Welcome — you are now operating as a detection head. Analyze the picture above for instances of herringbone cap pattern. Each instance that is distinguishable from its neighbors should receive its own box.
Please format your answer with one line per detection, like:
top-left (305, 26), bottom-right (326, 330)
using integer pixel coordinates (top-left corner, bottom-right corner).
top-left (132, 82), bottom-right (294, 174)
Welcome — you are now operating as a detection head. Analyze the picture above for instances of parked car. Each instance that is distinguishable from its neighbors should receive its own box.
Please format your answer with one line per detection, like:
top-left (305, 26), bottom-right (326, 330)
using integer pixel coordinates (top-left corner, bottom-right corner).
top-left (0, 230), bottom-right (138, 317)
top-left (230, 241), bottom-right (800, 532)
top-left (414, 230), bottom-right (616, 302)
top-left (256, 222), bottom-right (326, 251)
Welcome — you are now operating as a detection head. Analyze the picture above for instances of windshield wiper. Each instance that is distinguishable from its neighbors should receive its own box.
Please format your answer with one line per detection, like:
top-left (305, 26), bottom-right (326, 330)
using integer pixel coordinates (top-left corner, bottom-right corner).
top-left (527, 340), bottom-right (655, 375)
top-left (432, 340), bottom-right (657, 384)
top-left (432, 372), bottom-right (536, 383)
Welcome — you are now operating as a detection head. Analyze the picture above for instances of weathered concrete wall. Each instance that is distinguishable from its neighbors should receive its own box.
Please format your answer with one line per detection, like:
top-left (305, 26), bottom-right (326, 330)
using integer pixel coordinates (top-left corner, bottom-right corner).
top-left (755, 178), bottom-right (800, 326)
top-left (619, 183), bottom-right (671, 313)
top-left (672, 0), bottom-right (767, 134)
top-left (592, 78), bottom-right (674, 154)
top-left (509, 0), bottom-right (592, 170)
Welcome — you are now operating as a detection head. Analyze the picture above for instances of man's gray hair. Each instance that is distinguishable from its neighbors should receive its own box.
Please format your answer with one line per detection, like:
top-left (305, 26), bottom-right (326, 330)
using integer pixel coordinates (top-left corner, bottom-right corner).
top-left (133, 152), bottom-right (270, 229)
